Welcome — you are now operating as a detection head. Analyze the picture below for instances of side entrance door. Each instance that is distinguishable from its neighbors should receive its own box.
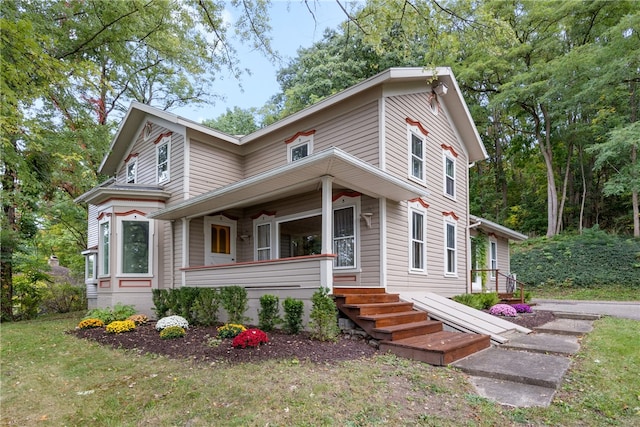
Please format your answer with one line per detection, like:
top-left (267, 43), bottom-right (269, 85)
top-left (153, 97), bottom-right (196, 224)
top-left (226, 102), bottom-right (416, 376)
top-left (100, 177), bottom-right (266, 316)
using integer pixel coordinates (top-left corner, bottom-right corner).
top-left (204, 215), bottom-right (236, 265)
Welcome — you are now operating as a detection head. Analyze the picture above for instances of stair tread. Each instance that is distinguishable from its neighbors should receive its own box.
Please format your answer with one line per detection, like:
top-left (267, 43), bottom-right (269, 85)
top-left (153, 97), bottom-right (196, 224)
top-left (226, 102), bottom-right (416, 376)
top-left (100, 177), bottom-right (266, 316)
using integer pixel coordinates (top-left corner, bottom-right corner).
top-left (384, 331), bottom-right (489, 353)
top-left (372, 320), bottom-right (441, 333)
top-left (342, 302), bottom-right (413, 309)
top-left (358, 310), bottom-right (425, 321)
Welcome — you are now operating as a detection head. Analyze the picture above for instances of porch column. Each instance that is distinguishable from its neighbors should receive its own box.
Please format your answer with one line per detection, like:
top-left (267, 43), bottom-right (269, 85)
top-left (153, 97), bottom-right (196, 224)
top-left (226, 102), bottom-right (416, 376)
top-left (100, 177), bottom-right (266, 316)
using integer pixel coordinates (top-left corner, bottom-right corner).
top-left (320, 175), bottom-right (334, 291)
top-left (181, 218), bottom-right (190, 287)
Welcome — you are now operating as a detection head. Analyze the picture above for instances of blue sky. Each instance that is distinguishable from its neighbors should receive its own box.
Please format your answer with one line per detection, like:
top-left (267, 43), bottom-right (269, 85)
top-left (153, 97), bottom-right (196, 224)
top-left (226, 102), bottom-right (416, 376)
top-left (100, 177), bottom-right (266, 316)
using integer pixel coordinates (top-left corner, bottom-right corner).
top-left (176, 1), bottom-right (359, 123)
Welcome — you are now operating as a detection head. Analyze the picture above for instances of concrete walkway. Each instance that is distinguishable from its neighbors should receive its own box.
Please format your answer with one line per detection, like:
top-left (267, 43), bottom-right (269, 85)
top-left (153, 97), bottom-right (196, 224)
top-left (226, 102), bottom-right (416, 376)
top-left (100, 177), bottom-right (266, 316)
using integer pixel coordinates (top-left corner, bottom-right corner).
top-left (451, 312), bottom-right (598, 407)
top-left (533, 299), bottom-right (640, 320)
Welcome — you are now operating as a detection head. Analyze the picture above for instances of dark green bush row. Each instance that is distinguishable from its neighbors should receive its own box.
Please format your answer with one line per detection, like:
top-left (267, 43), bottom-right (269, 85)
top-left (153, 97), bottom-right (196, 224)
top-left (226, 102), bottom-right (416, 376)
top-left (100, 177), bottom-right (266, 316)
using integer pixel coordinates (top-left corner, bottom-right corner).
top-left (452, 292), bottom-right (500, 310)
top-left (152, 287), bottom-right (223, 325)
top-left (512, 228), bottom-right (640, 288)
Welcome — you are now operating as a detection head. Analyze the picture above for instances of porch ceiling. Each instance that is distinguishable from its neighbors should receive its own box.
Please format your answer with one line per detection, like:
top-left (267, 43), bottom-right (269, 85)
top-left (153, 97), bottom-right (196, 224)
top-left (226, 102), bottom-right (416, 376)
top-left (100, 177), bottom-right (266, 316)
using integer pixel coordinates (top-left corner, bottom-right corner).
top-left (149, 147), bottom-right (429, 220)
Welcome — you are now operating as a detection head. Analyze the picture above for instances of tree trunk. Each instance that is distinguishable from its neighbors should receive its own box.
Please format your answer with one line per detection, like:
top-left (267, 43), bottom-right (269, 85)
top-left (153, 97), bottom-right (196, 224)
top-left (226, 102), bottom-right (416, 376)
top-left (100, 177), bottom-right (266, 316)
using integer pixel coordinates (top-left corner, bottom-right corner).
top-left (556, 142), bottom-right (574, 235)
top-left (538, 104), bottom-right (559, 237)
top-left (1, 162), bottom-right (16, 322)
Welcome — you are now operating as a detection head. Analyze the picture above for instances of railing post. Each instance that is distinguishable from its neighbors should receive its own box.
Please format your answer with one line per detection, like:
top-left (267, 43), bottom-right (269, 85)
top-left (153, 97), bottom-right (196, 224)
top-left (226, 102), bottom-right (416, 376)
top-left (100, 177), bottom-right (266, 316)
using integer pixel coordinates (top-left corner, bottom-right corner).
top-left (495, 269), bottom-right (499, 293)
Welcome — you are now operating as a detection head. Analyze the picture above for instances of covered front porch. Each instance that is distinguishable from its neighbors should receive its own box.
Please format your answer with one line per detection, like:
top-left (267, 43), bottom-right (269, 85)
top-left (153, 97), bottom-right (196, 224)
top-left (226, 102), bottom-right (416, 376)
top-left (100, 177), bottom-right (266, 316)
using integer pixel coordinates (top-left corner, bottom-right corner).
top-left (150, 147), bottom-right (428, 291)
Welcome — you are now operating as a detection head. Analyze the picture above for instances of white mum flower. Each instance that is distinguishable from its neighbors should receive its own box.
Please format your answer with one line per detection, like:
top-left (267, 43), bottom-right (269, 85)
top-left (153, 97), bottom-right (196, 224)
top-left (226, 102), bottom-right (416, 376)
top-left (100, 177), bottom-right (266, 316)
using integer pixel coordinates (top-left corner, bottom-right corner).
top-left (155, 315), bottom-right (189, 331)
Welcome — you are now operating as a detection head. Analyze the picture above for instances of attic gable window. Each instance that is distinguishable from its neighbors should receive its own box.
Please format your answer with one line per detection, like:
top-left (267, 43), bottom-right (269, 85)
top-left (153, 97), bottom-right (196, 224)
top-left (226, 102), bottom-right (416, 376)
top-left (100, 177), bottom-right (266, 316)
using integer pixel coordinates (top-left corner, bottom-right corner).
top-left (155, 134), bottom-right (171, 183)
top-left (125, 154), bottom-right (138, 184)
top-left (406, 118), bottom-right (428, 184)
top-left (285, 130), bottom-right (315, 162)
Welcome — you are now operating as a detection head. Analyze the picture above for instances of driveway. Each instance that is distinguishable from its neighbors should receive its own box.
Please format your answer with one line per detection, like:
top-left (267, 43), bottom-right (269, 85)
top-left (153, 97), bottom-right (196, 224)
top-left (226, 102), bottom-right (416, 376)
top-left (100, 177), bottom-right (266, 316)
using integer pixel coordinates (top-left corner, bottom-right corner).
top-left (532, 299), bottom-right (640, 320)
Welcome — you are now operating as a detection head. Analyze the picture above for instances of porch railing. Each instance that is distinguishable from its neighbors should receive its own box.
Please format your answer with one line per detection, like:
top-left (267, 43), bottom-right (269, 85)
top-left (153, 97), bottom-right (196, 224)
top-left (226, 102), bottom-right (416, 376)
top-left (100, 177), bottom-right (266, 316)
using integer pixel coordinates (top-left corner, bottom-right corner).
top-left (181, 254), bottom-right (335, 288)
top-left (470, 269), bottom-right (527, 304)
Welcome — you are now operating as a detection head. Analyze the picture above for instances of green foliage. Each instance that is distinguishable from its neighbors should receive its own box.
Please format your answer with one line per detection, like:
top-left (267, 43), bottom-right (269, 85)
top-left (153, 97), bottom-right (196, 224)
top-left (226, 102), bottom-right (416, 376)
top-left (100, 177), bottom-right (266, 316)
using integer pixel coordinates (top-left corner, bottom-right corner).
top-left (512, 229), bottom-right (640, 288)
top-left (216, 323), bottom-right (246, 339)
top-left (452, 292), bottom-right (500, 310)
top-left (159, 326), bottom-right (186, 340)
top-left (12, 274), bottom-right (48, 320)
top-left (84, 303), bottom-right (136, 324)
top-left (41, 283), bottom-right (86, 314)
top-left (257, 294), bottom-right (281, 332)
top-left (308, 287), bottom-right (340, 342)
top-left (282, 297), bottom-right (305, 335)
top-left (202, 106), bottom-right (260, 135)
top-left (219, 286), bottom-right (249, 324)
top-left (193, 288), bottom-right (220, 326)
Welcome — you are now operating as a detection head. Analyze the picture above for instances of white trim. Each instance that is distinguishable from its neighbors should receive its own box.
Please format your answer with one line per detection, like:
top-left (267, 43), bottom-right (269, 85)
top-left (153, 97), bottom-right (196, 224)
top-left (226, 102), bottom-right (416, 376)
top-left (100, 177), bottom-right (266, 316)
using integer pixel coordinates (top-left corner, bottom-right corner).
top-left (444, 217), bottom-right (458, 277)
top-left (125, 156), bottom-right (137, 184)
top-left (156, 135), bottom-right (171, 184)
top-left (490, 239), bottom-right (498, 279)
top-left (116, 213), bottom-right (154, 278)
top-left (380, 197), bottom-right (387, 289)
top-left (181, 218), bottom-right (190, 286)
top-left (98, 217), bottom-right (110, 277)
top-left (253, 212), bottom-right (276, 261)
top-left (407, 125), bottom-right (427, 184)
top-left (332, 195), bottom-right (361, 271)
top-left (287, 134), bottom-right (314, 163)
top-left (408, 201), bottom-right (428, 275)
top-left (443, 151), bottom-right (456, 200)
top-left (183, 134), bottom-right (190, 200)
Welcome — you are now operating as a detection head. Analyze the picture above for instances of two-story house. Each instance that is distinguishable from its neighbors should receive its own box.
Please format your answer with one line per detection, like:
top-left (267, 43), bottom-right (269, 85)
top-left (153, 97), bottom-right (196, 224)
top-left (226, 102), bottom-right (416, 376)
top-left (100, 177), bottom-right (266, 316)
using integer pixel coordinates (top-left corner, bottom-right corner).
top-left (77, 67), bottom-right (525, 323)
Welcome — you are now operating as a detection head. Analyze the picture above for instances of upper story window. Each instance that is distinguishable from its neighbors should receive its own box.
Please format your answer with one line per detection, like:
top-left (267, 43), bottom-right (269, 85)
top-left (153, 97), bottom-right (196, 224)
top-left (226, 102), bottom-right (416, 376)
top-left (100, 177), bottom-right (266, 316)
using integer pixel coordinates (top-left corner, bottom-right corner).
top-left (126, 155), bottom-right (138, 184)
top-left (285, 130), bottom-right (315, 162)
top-left (444, 154), bottom-right (455, 198)
top-left (442, 144), bottom-right (458, 199)
top-left (156, 135), bottom-right (171, 183)
top-left (406, 118), bottom-right (428, 183)
top-left (118, 212), bottom-right (153, 276)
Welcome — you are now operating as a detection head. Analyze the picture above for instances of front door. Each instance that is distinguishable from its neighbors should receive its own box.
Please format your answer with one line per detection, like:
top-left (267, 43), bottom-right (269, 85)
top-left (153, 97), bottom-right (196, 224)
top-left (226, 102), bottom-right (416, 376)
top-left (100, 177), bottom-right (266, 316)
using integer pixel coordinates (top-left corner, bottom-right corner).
top-left (204, 215), bottom-right (236, 265)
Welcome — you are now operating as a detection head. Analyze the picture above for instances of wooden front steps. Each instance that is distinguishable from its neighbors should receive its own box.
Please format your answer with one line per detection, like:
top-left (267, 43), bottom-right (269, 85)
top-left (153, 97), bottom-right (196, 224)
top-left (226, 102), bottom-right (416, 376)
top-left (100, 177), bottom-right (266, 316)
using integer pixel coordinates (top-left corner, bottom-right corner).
top-left (334, 287), bottom-right (490, 366)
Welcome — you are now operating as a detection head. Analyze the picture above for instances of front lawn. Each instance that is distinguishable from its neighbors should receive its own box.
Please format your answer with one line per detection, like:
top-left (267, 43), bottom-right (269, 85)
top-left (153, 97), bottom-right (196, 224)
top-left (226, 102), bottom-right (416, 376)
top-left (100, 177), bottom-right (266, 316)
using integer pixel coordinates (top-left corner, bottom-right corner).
top-left (1, 312), bottom-right (639, 426)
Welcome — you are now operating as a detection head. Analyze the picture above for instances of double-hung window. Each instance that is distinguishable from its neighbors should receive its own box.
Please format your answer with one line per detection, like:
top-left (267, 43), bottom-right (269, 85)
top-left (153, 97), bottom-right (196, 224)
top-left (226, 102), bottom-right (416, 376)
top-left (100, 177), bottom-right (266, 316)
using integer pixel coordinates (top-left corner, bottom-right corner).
top-left (156, 136), bottom-right (170, 183)
top-left (490, 240), bottom-right (498, 278)
top-left (333, 206), bottom-right (355, 268)
top-left (445, 220), bottom-right (457, 275)
top-left (407, 120), bottom-right (428, 183)
top-left (444, 154), bottom-right (455, 198)
top-left (410, 210), bottom-right (426, 271)
top-left (126, 156), bottom-right (137, 184)
top-left (99, 220), bottom-right (110, 276)
top-left (256, 223), bottom-right (271, 261)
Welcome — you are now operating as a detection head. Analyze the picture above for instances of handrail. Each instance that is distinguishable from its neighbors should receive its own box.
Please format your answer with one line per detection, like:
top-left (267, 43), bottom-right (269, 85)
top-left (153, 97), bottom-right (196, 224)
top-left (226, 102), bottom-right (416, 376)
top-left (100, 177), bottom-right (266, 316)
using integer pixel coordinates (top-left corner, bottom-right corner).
top-left (470, 269), bottom-right (527, 304)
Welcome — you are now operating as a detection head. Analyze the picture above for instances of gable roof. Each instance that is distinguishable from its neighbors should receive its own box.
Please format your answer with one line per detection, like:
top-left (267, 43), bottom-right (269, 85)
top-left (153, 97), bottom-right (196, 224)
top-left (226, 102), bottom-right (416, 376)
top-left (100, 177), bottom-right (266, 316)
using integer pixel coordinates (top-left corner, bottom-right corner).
top-left (470, 215), bottom-right (528, 242)
top-left (100, 67), bottom-right (487, 176)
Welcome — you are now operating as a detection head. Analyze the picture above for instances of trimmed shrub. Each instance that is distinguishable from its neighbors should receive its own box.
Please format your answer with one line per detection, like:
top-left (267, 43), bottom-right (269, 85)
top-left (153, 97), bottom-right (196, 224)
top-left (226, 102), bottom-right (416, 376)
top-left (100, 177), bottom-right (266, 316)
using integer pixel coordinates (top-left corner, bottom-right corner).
top-left (155, 315), bottom-right (189, 331)
top-left (258, 294), bottom-right (281, 332)
top-left (232, 328), bottom-right (268, 348)
top-left (452, 292), bottom-right (499, 310)
top-left (152, 289), bottom-right (171, 318)
top-left (160, 326), bottom-right (186, 339)
top-left (77, 318), bottom-right (104, 329)
top-left (309, 287), bottom-right (340, 342)
top-left (193, 288), bottom-right (220, 326)
top-left (106, 319), bottom-right (136, 333)
top-left (219, 286), bottom-right (249, 324)
top-left (216, 323), bottom-right (246, 339)
top-left (283, 297), bottom-right (304, 334)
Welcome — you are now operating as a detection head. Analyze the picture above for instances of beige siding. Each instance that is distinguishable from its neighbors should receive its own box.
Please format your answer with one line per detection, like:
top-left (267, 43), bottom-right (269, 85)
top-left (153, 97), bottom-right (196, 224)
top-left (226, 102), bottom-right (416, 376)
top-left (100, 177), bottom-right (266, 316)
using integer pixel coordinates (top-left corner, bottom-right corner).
top-left (383, 91), bottom-right (470, 297)
top-left (189, 217), bottom-right (204, 267)
top-left (87, 204), bottom-right (99, 248)
top-left (359, 195), bottom-right (380, 286)
top-left (243, 96), bottom-right (381, 178)
top-left (189, 138), bottom-right (243, 197)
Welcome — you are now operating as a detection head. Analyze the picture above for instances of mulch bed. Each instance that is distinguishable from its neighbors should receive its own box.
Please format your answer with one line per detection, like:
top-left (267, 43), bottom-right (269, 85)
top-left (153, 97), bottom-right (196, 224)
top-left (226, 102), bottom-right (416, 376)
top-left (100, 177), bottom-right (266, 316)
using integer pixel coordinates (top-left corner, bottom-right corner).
top-left (70, 311), bottom-right (554, 365)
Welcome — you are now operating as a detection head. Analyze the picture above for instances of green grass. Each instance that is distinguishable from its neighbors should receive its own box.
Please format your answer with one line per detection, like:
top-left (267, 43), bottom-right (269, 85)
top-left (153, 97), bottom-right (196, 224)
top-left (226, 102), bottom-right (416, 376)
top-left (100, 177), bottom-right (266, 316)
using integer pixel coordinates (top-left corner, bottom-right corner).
top-left (2, 313), bottom-right (639, 426)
